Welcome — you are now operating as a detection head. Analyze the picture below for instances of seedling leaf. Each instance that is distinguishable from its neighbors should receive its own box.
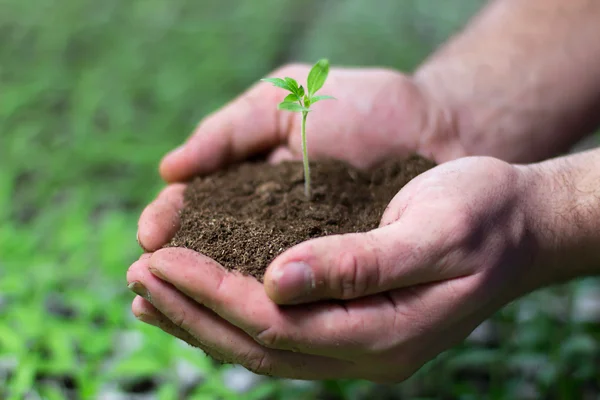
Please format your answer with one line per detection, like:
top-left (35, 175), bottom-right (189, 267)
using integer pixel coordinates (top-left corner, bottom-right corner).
top-left (278, 102), bottom-right (310, 112)
top-left (261, 78), bottom-right (293, 92)
top-left (284, 77), bottom-right (299, 92)
top-left (307, 59), bottom-right (330, 96)
top-left (284, 93), bottom-right (299, 103)
top-left (311, 95), bottom-right (336, 103)
top-left (298, 85), bottom-right (305, 97)
top-left (262, 58), bottom-right (334, 200)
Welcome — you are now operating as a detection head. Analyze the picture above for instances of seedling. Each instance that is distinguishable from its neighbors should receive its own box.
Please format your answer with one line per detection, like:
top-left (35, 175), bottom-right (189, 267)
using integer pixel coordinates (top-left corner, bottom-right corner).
top-left (261, 59), bottom-right (335, 200)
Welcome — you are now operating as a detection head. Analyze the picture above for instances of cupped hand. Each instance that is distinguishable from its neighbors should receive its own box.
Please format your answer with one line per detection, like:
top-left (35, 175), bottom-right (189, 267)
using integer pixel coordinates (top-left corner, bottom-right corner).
top-left (137, 64), bottom-right (464, 251)
top-left (128, 156), bottom-right (543, 382)
top-left (158, 63), bottom-right (465, 183)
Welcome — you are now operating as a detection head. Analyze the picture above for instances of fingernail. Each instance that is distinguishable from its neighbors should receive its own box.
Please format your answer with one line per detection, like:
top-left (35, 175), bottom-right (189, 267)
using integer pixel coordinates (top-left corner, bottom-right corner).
top-left (148, 266), bottom-right (165, 280)
top-left (272, 262), bottom-right (314, 301)
top-left (136, 312), bottom-right (158, 326)
top-left (128, 281), bottom-right (152, 302)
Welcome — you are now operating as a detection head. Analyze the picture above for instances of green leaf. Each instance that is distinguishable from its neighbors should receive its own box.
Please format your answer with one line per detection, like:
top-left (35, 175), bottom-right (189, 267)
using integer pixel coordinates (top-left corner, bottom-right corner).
top-left (9, 357), bottom-right (37, 399)
top-left (298, 85), bottom-right (305, 97)
top-left (278, 102), bottom-right (310, 112)
top-left (311, 95), bottom-right (336, 103)
top-left (111, 352), bottom-right (165, 376)
top-left (283, 93), bottom-right (299, 103)
top-left (284, 77), bottom-right (299, 92)
top-left (0, 323), bottom-right (24, 352)
top-left (260, 77), bottom-right (293, 92)
top-left (307, 59), bottom-right (330, 96)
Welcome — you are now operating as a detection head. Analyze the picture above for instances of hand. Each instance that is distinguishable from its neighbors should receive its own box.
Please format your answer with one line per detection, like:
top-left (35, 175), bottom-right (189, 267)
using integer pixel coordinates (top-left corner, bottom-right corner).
top-left (158, 63), bottom-right (465, 183)
top-left (128, 156), bottom-right (543, 382)
top-left (137, 63), bottom-right (464, 251)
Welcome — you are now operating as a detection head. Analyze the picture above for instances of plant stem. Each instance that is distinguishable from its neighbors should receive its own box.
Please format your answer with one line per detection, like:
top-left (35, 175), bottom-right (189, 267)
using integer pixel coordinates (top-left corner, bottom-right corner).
top-left (300, 111), bottom-right (311, 200)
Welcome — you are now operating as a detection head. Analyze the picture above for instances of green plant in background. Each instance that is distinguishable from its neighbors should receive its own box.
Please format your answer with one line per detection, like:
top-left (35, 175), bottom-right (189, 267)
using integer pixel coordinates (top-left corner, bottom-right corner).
top-left (262, 59), bottom-right (335, 200)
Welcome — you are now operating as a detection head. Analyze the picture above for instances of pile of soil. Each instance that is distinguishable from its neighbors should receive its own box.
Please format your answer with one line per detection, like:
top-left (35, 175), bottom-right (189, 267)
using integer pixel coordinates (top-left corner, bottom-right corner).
top-left (168, 156), bottom-right (435, 281)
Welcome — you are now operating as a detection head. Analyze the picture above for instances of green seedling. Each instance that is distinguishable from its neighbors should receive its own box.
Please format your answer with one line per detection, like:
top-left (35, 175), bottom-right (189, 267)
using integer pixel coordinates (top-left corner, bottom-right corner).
top-left (261, 59), bottom-right (335, 200)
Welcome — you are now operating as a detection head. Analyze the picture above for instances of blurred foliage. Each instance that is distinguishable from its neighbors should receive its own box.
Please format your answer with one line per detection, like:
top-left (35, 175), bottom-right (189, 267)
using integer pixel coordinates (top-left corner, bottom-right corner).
top-left (1, 0), bottom-right (599, 398)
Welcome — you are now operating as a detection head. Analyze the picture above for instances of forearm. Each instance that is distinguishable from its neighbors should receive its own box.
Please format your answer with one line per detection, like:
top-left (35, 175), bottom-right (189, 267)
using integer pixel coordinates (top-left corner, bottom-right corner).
top-left (523, 148), bottom-right (600, 287)
top-left (414, 0), bottom-right (600, 163)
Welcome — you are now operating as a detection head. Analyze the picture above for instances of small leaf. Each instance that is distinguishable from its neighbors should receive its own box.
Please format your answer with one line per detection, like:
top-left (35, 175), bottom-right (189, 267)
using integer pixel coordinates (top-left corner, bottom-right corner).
top-left (284, 77), bottom-right (299, 92)
top-left (278, 102), bottom-right (310, 112)
top-left (261, 77), bottom-right (293, 92)
top-left (283, 93), bottom-right (299, 103)
top-left (298, 85), bottom-right (305, 97)
top-left (307, 59), bottom-right (330, 96)
top-left (311, 95), bottom-right (336, 104)
top-left (304, 94), bottom-right (310, 107)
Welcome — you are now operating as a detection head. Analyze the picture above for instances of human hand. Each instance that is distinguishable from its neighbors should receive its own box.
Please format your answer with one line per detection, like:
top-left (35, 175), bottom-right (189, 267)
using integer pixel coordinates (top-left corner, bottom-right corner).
top-left (128, 156), bottom-right (544, 382)
top-left (137, 64), bottom-right (464, 252)
top-left (158, 63), bottom-right (465, 183)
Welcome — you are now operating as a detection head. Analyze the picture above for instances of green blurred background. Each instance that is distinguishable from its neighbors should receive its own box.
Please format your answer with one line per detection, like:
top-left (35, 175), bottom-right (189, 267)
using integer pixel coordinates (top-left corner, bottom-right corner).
top-left (1, 0), bottom-right (599, 398)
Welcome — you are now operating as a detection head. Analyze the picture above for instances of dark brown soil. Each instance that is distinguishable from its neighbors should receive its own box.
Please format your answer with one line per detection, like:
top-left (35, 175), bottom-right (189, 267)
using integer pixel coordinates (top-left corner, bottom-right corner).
top-left (168, 156), bottom-right (435, 281)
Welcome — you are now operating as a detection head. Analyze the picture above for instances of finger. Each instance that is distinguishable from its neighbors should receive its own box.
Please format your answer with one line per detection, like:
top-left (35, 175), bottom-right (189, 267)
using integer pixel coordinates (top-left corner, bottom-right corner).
top-left (137, 184), bottom-right (186, 251)
top-left (160, 79), bottom-right (292, 182)
top-left (144, 248), bottom-right (358, 358)
top-left (131, 296), bottom-right (231, 361)
top-left (128, 256), bottom-right (358, 379)
top-left (131, 296), bottom-right (201, 347)
top-left (263, 218), bottom-right (475, 304)
top-left (267, 146), bottom-right (296, 164)
top-left (144, 248), bottom-right (485, 360)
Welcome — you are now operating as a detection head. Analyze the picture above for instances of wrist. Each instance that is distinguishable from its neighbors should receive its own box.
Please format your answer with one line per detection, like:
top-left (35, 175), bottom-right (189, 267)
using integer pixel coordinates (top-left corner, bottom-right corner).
top-left (519, 150), bottom-right (600, 287)
top-left (412, 0), bottom-right (600, 164)
top-left (412, 64), bottom-right (534, 164)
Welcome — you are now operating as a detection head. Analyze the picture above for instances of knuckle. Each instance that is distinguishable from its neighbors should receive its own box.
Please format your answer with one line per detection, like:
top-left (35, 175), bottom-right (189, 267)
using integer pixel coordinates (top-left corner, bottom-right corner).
top-left (170, 308), bottom-right (191, 332)
top-left (332, 236), bottom-right (381, 299)
top-left (333, 251), bottom-right (361, 299)
top-left (445, 204), bottom-right (475, 246)
top-left (254, 326), bottom-right (286, 349)
top-left (242, 351), bottom-right (274, 376)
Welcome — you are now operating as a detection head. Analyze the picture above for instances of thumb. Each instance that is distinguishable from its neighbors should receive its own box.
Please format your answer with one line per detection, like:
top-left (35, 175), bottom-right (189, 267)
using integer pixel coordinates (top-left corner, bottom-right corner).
top-left (159, 82), bottom-right (284, 183)
top-left (263, 223), bottom-right (457, 305)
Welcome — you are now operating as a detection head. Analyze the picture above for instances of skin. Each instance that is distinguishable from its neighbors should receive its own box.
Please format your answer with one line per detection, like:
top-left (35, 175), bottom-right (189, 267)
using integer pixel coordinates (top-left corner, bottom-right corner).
top-left (128, 0), bottom-right (600, 382)
top-left (415, 0), bottom-right (600, 163)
